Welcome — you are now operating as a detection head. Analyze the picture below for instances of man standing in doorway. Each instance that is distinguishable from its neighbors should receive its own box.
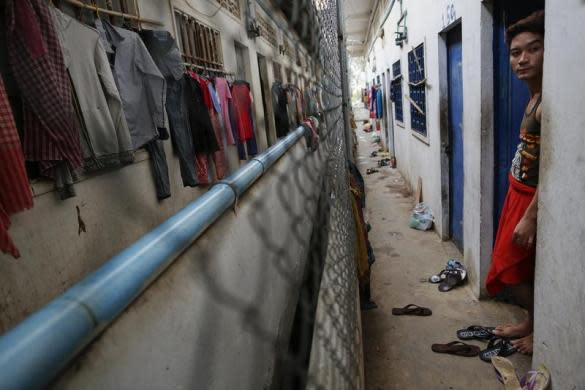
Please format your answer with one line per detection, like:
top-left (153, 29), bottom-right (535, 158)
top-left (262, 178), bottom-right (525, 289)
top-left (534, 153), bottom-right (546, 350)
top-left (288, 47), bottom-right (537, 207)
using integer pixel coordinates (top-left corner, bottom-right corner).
top-left (486, 10), bottom-right (545, 355)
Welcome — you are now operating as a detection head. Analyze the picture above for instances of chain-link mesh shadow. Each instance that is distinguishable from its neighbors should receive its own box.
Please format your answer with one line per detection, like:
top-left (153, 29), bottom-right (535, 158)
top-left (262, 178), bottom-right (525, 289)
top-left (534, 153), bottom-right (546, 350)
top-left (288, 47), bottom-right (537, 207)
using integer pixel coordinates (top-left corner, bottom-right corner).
top-left (177, 1), bottom-right (361, 389)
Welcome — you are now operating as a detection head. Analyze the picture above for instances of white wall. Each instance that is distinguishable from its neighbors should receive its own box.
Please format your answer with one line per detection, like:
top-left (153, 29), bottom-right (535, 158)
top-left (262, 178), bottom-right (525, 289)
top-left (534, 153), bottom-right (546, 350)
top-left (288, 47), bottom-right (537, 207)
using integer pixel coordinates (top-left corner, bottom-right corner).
top-left (0, 0), bottom-right (316, 333)
top-left (364, 0), bottom-right (494, 296)
top-left (533, 1), bottom-right (585, 387)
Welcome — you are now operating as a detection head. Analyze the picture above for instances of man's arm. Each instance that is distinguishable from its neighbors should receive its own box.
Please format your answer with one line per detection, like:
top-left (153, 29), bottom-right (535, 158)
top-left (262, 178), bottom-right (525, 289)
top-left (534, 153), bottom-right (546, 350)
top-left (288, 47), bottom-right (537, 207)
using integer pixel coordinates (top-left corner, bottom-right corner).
top-left (513, 186), bottom-right (538, 249)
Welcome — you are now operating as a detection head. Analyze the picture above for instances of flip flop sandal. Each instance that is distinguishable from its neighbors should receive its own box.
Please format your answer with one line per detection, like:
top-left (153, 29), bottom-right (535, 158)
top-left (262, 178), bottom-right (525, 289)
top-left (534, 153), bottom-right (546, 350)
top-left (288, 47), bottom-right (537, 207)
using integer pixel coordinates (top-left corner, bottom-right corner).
top-left (438, 269), bottom-right (466, 292)
top-left (520, 364), bottom-right (551, 390)
top-left (391, 304), bottom-right (432, 316)
top-left (479, 338), bottom-right (517, 362)
top-left (456, 325), bottom-right (496, 341)
top-left (366, 168), bottom-right (379, 175)
top-left (428, 269), bottom-right (448, 283)
top-left (431, 341), bottom-right (480, 357)
top-left (491, 356), bottom-right (522, 390)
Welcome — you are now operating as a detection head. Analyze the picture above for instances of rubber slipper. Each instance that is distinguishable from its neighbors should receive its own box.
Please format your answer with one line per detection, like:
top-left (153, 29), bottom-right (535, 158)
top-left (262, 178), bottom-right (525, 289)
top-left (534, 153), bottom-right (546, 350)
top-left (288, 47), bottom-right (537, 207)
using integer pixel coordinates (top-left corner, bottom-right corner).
top-left (479, 338), bottom-right (517, 362)
top-left (491, 356), bottom-right (522, 390)
top-left (457, 325), bottom-right (496, 341)
top-left (520, 364), bottom-right (551, 390)
top-left (366, 168), bottom-right (379, 175)
top-left (428, 269), bottom-right (447, 283)
top-left (431, 341), bottom-right (480, 357)
top-left (391, 304), bottom-right (432, 316)
top-left (438, 269), bottom-right (466, 292)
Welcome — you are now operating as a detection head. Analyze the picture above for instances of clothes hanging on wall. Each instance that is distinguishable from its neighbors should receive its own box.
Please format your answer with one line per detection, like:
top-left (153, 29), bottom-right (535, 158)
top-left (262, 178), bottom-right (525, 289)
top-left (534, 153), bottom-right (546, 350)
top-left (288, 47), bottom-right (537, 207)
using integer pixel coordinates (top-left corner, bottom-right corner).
top-left (286, 86), bottom-right (297, 128)
top-left (95, 19), bottom-right (166, 149)
top-left (206, 80), bottom-right (228, 179)
top-left (272, 81), bottom-right (289, 138)
top-left (376, 87), bottom-right (383, 119)
top-left (52, 8), bottom-right (134, 173)
top-left (5, 0), bottom-right (83, 199)
top-left (95, 19), bottom-right (170, 199)
top-left (141, 29), bottom-right (198, 188)
top-left (214, 77), bottom-right (236, 146)
top-left (0, 75), bottom-right (33, 258)
top-left (369, 86), bottom-right (377, 118)
top-left (231, 81), bottom-right (255, 142)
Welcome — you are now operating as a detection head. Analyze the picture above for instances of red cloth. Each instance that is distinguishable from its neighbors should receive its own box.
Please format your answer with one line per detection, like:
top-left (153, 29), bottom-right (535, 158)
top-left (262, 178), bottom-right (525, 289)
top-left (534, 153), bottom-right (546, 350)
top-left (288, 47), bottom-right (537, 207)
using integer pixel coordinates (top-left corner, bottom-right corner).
top-left (0, 75), bottom-right (33, 258)
top-left (486, 174), bottom-right (536, 295)
top-left (230, 82), bottom-right (254, 141)
top-left (5, 0), bottom-right (82, 177)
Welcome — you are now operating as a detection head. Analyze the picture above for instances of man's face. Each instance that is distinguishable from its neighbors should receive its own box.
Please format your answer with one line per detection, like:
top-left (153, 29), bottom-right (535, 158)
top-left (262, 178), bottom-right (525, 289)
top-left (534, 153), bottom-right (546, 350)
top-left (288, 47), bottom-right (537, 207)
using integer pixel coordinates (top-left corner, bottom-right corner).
top-left (509, 32), bottom-right (544, 81)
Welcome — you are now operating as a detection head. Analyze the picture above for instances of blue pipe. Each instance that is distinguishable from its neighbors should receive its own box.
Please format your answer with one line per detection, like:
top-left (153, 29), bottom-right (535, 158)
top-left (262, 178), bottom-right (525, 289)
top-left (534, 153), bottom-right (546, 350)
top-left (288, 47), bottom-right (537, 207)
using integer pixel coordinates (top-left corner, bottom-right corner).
top-left (0, 127), bottom-right (306, 390)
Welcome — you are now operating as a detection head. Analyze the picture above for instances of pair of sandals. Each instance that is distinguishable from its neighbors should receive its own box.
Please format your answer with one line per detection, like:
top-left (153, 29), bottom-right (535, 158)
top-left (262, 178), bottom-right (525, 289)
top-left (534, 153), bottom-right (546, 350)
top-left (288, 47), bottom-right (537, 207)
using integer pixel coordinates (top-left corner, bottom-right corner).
top-left (492, 357), bottom-right (550, 390)
top-left (429, 260), bottom-right (467, 292)
top-left (432, 325), bottom-right (517, 361)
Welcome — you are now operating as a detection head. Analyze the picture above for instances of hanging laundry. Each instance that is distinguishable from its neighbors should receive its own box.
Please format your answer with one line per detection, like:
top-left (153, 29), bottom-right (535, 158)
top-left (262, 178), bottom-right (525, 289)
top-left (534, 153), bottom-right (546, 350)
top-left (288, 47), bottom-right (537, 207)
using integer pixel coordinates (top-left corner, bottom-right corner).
top-left (51, 8), bottom-right (134, 173)
top-left (214, 77), bottom-right (236, 146)
top-left (0, 75), bottom-right (33, 258)
top-left (141, 29), bottom-right (198, 188)
top-left (5, 0), bottom-right (83, 200)
top-left (185, 73), bottom-right (219, 185)
top-left (94, 19), bottom-right (166, 149)
top-left (272, 81), bottom-right (289, 138)
top-left (286, 86), bottom-right (297, 128)
top-left (370, 85), bottom-right (377, 118)
top-left (231, 81), bottom-right (255, 142)
top-left (95, 19), bottom-right (170, 199)
top-left (376, 87), bottom-right (384, 119)
top-left (228, 97), bottom-right (247, 161)
top-left (206, 80), bottom-right (228, 179)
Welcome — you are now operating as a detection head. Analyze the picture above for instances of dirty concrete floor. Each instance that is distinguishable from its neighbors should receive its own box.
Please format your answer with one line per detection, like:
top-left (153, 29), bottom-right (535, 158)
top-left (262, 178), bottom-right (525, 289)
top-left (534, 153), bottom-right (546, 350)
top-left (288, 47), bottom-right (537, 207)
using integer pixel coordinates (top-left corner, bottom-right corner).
top-left (355, 114), bottom-right (532, 389)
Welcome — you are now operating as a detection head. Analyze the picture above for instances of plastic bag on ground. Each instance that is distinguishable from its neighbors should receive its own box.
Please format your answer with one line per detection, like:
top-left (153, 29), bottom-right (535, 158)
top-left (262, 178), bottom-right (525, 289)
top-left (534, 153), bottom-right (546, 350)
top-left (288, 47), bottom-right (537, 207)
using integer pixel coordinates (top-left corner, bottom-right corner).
top-left (409, 202), bottom-right (434, 231)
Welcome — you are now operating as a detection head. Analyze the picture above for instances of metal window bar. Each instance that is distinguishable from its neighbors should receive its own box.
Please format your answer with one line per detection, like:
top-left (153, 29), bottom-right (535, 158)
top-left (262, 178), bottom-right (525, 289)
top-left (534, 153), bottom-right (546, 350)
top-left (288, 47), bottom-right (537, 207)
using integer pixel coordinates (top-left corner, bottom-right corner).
top-left (60, 0), bottom-right (162, 26)
top-left (174, 9), bottom-right (225, 71)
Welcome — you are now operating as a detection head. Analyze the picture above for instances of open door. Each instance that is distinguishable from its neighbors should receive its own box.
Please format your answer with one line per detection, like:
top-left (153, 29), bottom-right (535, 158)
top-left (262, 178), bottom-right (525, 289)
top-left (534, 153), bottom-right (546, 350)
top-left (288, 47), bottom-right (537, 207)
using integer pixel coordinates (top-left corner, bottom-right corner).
top-left (493, 0), bottom-right (544, 234)
top-left (447, 24), bottom-right (464, 250)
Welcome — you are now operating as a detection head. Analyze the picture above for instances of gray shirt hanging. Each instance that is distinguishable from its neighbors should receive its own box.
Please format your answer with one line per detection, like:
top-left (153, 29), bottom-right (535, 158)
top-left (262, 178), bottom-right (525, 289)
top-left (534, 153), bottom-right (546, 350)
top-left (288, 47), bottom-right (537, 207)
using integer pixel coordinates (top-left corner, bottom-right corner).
top-left (95, 19), bottom-right (166, 149)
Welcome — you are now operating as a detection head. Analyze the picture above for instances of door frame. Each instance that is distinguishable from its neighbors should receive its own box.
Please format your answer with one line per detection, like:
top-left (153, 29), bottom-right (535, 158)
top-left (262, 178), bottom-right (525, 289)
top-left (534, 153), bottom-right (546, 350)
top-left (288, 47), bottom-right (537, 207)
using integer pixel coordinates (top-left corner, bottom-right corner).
top-left (446, 24), bottom-right (465, 251)
top-left (438, 20), bottom-right (463, 243)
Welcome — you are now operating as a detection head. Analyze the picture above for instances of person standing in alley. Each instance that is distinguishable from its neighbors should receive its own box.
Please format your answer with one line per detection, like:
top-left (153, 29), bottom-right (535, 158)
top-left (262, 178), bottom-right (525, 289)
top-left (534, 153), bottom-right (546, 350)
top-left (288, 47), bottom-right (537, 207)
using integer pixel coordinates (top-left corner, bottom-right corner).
top-left (486, 10), bottom-right (545, 355)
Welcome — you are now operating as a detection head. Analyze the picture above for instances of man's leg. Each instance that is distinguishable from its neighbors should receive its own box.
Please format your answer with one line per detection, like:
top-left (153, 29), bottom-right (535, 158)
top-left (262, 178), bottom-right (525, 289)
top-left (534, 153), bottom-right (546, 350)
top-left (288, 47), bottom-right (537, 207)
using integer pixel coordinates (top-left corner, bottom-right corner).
top-left (494, 284), bottom-right (533, 337)
top-left (494, 283), bottom-right (534, 354)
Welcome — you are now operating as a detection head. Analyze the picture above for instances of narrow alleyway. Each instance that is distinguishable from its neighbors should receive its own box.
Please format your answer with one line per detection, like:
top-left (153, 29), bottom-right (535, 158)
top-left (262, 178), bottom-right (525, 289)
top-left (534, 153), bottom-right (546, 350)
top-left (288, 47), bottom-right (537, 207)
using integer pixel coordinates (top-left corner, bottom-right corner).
top-left (355, 109), bottom-right (531, 389)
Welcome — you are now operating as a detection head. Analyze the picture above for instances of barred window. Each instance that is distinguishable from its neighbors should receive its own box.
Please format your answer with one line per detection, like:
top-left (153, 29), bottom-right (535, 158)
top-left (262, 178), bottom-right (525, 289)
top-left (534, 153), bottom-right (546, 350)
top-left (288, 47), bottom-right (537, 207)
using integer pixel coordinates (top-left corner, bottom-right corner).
top-left (391, 60), bottom-right (403, 123)
top-left (257, 13), bottom-right (277, 47)
top-left (408, 43), bottom-right (427, 135)
top-left (217, 0), bottom-right (241, 19)
top-left (174, 10), bottom-right (224, 71)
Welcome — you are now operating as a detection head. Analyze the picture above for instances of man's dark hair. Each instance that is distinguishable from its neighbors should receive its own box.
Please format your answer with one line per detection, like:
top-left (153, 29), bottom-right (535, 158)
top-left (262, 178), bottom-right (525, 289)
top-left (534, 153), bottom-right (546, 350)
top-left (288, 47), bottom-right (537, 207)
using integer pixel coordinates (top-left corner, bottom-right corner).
top-left (506, 10), bottom-right (545, 47)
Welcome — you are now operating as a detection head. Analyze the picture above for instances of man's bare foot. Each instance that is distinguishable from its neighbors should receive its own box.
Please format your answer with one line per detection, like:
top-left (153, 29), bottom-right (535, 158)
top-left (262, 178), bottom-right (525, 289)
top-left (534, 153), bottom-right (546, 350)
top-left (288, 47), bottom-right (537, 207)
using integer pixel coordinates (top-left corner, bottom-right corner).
top-left (511, 333), bottom-right (533, 354)
top-left (493, 318), bottom-right (532, 338)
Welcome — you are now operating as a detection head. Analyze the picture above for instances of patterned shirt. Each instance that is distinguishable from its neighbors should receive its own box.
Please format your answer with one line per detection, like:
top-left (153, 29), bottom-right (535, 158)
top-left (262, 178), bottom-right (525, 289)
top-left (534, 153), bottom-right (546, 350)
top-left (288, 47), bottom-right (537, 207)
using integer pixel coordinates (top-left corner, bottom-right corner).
top-left (510, 96), bottom-right (541, 187)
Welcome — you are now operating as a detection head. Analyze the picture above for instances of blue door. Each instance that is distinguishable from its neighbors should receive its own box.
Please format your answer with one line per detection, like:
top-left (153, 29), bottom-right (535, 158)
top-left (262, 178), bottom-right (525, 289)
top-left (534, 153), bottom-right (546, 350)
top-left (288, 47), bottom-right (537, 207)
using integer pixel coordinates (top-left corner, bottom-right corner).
top-left (448, 26), bottom-right (464, 250)
top-left (493, 1), bottom-right (543, 233)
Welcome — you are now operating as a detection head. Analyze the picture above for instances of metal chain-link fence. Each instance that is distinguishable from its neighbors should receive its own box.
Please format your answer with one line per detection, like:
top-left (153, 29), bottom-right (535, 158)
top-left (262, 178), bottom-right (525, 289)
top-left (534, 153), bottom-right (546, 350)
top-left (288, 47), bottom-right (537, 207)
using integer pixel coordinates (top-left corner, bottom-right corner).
top-left (271, 1), bottom-right (363, 389)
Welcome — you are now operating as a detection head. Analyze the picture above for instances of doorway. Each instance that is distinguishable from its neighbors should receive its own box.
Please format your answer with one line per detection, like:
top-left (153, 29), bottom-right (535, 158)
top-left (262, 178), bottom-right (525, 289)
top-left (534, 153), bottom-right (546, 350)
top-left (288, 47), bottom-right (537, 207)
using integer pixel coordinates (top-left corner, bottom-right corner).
top-left (447, 24), bottom-right (464, 250)
top-left (493, 0), bottom-right (544, 234)
top-left (384, 69), bottom-right (395, 156)
top-left (257, 54), bottom-right (275, 146)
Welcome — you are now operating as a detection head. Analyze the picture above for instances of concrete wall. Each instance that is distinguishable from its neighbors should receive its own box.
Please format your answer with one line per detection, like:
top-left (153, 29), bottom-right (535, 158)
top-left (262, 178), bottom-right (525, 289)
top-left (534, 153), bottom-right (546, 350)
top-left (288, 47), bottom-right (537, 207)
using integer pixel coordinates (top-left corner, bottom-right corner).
top-left (364, 0), bottom-right (495, 296)
top-left (533, 1), bottom-right (585, 388)
top-left (0, 0), bottom-right (316, 333)
top-left (51, 139), bottom-right (327, 389)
